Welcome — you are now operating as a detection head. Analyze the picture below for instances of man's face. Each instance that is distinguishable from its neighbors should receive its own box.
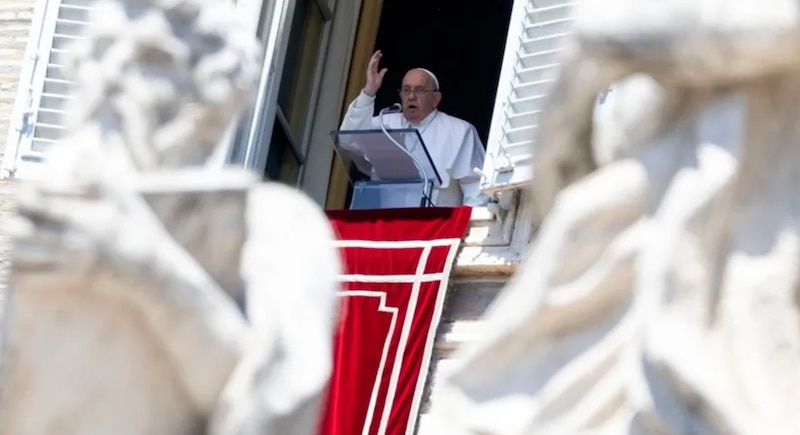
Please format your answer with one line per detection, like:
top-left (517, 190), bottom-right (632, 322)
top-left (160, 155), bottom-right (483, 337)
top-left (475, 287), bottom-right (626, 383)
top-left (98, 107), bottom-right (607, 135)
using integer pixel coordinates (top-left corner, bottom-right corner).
top-left (400, 70), bottom-right (441, 124)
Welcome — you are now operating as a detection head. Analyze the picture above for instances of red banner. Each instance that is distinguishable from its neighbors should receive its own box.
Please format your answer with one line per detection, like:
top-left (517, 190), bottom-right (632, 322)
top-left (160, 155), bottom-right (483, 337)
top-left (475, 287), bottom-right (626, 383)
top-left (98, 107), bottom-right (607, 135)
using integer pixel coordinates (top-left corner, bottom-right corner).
top-left (319, 207), bottom-right (472, 435)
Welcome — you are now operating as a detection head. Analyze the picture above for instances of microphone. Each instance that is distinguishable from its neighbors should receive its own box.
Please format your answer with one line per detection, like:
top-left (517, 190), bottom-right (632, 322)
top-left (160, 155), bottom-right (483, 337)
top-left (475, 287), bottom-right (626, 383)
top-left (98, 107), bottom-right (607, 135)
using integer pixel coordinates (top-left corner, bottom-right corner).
top-left (384, 102), bottom-right (402, 113)
top-left (377, 103), bottom-right (434, 207)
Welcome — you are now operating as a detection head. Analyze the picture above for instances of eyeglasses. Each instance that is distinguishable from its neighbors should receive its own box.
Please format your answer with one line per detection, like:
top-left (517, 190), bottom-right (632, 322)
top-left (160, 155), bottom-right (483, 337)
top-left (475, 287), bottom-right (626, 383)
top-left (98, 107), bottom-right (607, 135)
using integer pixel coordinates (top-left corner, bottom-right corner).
top-left (398, 87), bottom-right (437, 97)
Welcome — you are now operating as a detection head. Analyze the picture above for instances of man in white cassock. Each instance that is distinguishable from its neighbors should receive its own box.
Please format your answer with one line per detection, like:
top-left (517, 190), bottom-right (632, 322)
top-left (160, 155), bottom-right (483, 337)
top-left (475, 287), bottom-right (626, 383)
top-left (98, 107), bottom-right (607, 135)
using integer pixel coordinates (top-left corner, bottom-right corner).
top-left (339, 50), bottom-right (488, 207)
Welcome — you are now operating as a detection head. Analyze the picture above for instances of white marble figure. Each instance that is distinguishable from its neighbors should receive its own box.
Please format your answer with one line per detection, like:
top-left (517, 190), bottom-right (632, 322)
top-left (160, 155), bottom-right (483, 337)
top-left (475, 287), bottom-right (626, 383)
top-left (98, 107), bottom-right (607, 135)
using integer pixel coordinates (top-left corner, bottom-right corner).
top-left (0, 0), bottom-right (341, 433)
top-left (429, 1), bottom-right (800, 433)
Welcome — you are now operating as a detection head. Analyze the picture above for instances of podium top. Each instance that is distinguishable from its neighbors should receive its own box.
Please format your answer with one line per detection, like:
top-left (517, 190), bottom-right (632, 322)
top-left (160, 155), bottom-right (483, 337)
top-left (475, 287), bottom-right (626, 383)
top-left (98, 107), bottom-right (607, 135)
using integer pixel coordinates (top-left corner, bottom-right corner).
top-left (330, 128), bottom-right (443, 186)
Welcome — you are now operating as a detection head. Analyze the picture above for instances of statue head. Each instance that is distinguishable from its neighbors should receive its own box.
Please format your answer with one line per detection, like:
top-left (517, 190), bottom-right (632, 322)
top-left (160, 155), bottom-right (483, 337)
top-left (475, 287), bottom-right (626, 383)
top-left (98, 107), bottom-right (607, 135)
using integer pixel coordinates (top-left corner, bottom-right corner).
top-left (60, 0), bottom-right (261, 172)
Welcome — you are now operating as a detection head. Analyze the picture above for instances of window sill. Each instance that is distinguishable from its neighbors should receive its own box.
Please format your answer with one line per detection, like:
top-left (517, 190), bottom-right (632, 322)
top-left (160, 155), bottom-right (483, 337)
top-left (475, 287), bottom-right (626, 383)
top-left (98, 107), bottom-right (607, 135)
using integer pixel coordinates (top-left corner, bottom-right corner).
top-left (454, 189), bottom-right (536, 277)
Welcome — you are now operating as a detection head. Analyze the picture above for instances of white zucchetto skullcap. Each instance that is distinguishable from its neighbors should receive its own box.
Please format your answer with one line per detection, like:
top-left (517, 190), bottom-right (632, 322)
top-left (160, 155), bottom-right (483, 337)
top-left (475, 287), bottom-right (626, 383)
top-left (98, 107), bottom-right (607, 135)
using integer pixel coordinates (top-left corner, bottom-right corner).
top-left (414, 68), bottom-right (440, 91)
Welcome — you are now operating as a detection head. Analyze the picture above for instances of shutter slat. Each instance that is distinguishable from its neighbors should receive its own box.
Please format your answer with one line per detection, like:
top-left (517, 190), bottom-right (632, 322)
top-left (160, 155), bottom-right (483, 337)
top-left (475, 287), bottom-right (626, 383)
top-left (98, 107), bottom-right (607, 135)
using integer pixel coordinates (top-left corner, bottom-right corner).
top-left (45, 64), bottom-right (68, 81)
top-left (481, 0), bottom-right (574, 192)
top-left (510, 92), bottom-right (548, 113)
top-left (39, 93), bottom-right (73, 105)
top-left (31, 138), bottom-right (59, 151)
top-left (505, 127), bottom-right (536, 149)
top-left (36, 108), bottom-right (66, 125)
top-left (51, 34), bottom-right (84, 50)
top-left (48, 48), bottom-right (72, 66)
top-left (506, 110), bottom-right (541, 129)
top-left (43, 78), bottom-right (73, 94)
top-left (8, 0), bottom-right (96, 178)
top-left (61, 0), bottom-right (94, 8)
top-left (58, 4), bottom-right (93, 22)
top-left (33, 124), bottom-right (65, 140)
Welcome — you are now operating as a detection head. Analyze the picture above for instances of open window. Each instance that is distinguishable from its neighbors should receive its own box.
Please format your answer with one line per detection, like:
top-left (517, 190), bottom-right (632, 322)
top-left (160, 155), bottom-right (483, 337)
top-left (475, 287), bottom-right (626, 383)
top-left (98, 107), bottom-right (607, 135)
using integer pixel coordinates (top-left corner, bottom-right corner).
top-left (325, 0), bottom-right (516, 209)
top-left (480, 0), bottom-right (574, 194)
top-left (217, 0), bottom-right (364, 206)
top-left (231, 0), bottom-right (335, 186)
top-left (226, 0), bottom-right (386, 207)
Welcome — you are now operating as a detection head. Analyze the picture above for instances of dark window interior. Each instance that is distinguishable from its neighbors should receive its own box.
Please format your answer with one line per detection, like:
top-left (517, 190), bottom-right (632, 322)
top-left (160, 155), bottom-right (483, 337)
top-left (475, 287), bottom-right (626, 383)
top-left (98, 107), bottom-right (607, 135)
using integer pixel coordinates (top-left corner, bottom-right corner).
top-left (371, 0), bottom-right (514, 145)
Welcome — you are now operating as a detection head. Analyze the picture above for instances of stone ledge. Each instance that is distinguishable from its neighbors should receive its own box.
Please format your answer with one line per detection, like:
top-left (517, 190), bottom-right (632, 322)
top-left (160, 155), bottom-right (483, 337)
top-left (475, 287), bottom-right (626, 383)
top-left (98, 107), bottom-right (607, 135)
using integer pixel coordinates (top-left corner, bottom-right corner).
top-left (441, 278), bottom-right (505, 321)
top-left (454, 245), bottom-right (525, 276)
top-left (455, 191), bottom-right (535, 277)
top-left (433, 319), bottom-right (486, 356)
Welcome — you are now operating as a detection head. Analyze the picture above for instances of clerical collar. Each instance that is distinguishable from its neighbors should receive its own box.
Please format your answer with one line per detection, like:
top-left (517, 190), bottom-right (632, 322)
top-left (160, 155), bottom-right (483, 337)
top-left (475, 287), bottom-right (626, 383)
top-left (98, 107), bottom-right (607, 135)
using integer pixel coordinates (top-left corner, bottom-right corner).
top-left (404, 109), bottom-right (439, 129)
top-left (402, 110), bottom-right (439, 154)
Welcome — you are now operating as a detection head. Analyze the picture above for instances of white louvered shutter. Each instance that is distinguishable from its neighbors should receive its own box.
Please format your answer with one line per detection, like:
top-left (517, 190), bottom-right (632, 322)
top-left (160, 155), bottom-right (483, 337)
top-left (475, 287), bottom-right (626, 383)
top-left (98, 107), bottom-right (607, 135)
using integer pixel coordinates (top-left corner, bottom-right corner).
top-left (481, 0), bottom-right (574, 193)
top-left (2, 0), bottom-right (94, 179)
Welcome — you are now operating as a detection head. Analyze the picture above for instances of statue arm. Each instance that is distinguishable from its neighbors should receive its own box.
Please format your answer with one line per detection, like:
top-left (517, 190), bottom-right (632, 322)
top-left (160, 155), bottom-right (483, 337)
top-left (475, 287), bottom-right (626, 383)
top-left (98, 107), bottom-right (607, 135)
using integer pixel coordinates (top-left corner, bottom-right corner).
top-left (208, 183), bottom-right (342, 435)
top-left (534, 0), bottom-right (800, 218)
top-left (12, 183), bottom-right (248, 414)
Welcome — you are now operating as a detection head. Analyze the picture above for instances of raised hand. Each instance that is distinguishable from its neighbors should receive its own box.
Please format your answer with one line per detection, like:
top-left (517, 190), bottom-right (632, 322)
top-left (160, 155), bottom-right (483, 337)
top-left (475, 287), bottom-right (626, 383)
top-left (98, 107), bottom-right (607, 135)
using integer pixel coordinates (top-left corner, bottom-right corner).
top-left (363, 50), bottom-right (387, 97)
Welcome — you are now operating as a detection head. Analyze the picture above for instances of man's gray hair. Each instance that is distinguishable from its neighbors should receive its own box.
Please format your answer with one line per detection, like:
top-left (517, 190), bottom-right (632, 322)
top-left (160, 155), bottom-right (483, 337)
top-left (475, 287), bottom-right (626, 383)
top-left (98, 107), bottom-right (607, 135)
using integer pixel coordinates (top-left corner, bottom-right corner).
top-left (414, 68), bottom-right (440, 91)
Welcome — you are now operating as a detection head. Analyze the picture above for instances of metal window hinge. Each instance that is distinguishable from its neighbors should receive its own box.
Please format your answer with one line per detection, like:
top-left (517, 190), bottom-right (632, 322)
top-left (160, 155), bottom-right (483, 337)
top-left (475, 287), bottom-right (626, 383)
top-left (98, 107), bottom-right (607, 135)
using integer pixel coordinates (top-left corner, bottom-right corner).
top-left (493, 151), bottom-right (514, 173)
top-left (15, 111), bottom-right (32, 133)
top-left (15, 87), bottom-right (34, 132)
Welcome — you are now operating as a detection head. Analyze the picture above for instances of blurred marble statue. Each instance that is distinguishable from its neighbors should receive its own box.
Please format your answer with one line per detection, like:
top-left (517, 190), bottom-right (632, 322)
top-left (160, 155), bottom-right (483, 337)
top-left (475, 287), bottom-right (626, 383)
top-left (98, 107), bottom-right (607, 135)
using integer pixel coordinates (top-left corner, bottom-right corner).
top-left (430, 0), bottom-right (800, 433)
top-left (0, 0), bottom-right (341, 433)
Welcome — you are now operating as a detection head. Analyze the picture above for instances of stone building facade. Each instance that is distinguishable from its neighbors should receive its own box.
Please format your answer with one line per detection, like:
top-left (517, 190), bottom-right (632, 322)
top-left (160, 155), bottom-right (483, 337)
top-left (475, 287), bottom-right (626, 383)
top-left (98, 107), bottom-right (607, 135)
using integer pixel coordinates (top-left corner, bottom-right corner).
top-left (0, 0), bottom-right (33, 293)
top-left (0, 0), bottom-right (560, 429)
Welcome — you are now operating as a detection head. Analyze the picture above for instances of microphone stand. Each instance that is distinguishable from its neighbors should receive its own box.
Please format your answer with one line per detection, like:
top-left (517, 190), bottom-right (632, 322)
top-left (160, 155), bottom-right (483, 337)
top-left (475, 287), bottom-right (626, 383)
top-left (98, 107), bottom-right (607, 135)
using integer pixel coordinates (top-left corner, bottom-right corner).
top-left (378, 105), bottom-right (435, 207)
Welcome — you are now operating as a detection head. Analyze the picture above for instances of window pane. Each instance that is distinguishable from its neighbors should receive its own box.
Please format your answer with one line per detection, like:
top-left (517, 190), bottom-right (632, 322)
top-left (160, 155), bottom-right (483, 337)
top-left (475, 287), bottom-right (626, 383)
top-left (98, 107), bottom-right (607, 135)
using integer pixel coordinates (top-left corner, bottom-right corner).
top-left (277, 0), bottom-right (325, 143)
top-left (265, 118), bottom-right (301, 185)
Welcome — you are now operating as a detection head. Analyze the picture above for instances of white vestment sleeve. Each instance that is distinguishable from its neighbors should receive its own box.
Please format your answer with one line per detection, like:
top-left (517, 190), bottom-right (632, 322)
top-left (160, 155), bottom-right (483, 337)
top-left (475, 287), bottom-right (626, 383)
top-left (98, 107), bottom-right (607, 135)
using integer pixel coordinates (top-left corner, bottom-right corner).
top-left (448, 125), bottom-right (485, 181)
top-left (340, 91), bottom-right (379, 130)
top-left (448, 124), bottom-right (489, 206)
top-left (338, 91), bottom-right (382, 159)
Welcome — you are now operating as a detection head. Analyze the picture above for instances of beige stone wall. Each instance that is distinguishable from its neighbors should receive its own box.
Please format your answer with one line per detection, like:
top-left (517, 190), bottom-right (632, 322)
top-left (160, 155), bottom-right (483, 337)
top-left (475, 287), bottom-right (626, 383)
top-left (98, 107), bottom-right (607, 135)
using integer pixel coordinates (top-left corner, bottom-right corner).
top-left (0, 0), bottom-right (33, 291)
top-left (0, 0), bottom-right (33, 150)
